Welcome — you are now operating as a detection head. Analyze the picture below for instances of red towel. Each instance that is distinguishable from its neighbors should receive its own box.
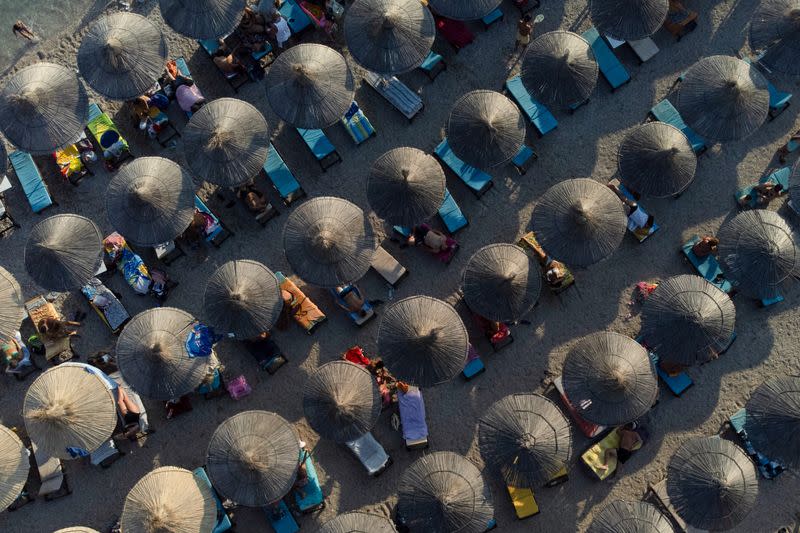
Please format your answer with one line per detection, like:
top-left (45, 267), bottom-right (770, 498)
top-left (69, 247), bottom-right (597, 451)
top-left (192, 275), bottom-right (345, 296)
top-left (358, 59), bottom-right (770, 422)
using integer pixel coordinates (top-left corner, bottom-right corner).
top-left (434, 16), bottom-right (474, 49)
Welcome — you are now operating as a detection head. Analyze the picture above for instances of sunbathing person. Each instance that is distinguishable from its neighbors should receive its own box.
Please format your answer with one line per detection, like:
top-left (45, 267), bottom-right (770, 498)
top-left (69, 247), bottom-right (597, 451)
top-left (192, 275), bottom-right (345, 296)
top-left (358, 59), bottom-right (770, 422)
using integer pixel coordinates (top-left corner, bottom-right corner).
top-left (738, 181), bottom-right (783, 208)
top-left (212, 48), bottom-right (248, 76)
top-left (473, 314), bottom-right (511, 346)
top-left (596, 424), bottom-right (646, 475)
top-left (333, 285), bottom-right (370, 318)
top-left (243, 332), bottom-right (282, 371)
top-left (1, 331), bottom-right (33, 373)
top-left (528, 239), bottom-right (568, 288)
top-left (691, 235), bottom-right (719, 258)
top-left (117, 385), bottom-right (142, 439)
top-left (778, 129), bottom-right (800, 163)
top-left (608, 181), bottom-right (655, 230)
top-left (237, 183), bottom-right (268, 213)
top-left (406, 224), bottom-right (458, 262)
top-left (38, 317), bottom-right (80, 341)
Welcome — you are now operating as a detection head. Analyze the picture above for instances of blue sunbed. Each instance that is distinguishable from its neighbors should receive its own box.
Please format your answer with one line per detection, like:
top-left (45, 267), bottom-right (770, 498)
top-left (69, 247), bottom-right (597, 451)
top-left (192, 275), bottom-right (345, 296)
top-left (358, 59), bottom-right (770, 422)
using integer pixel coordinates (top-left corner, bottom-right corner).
top-left (681, 235), bottom-right (733, 294)
top-left (742, 58), bottom-right (792, 119)
top-left (512, 145), bottom-right (538, 175)
top-left (434, 139), bottom-right (494, 198)
top-left (296, 128), bottom-right (342, 172)
top-left (618, 183), bottom-right (659, 242)
top-left (504, 76), bottom-right (558, 136)
top-left (582, 27), bottom-right (631, 91)
top-left (419, 51), bottom-right (447, 81)
top-left (194, 195), bottom-right (231, 247)
top-left (264, 500), bottom-right (299, 533)
top-left (735, 167), bottom-right (790, 208)
top-left (279, 0), bottom-right (312, 35)
top-left (463, 344), bottom-right (486, 380)
top-left (728, 408), bottom-right (785, 479)
top-left (646, 348), bottom-right (693, 397)
top-left (9, 151), bottom-right (54, 213)
top-left (482, 8), bottom-right (504, 29)
top-left (264, 143), bottom-right (305, 205)
top-left (330, 285), bottom-right (375, 326)
top-left (198, 39), bottom-right (272, 91)
top-left (649, 100), bottom-right (707, 155)
top-left (193, 467), bottom-right (233, 533)
top-left (293, 452), bottom-right (325, 513)
top-left (439, 188), bottom-right (468, 234)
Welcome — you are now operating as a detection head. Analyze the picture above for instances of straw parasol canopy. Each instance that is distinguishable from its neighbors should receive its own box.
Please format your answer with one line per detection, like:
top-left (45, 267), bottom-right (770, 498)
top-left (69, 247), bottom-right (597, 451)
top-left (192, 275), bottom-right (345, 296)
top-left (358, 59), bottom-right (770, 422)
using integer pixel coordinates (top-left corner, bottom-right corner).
top-left (265, 44), bottom-right (355, 129)
top-left (563, 332), bottom-right (657, 426)
top-left (106, 157), bottom-right (196, 247)
top-left (617, 122), bottom-right (697, 198)
top-left (478, 393), bottom-right (572, 488)
top-left (0, 63), bottom-right (88, 155)
top-left (283, 196), bottom-right (376, 287)
top-left (367, 147), bottom-right (445, 227)
top-left (115, 307), bottom-right (209, 400)
top-left (0, 266), bottom-right (24, 340)
top-left (749, 0), bottom-right (800, 76)
top-left (641, 275), bottom-right (736, 367)
top-left (589, 0), bottom-right (669, 40)
top-left (303, 361), bottom-right (382, 443)
top-left (345, 0), bottom-right (435, 75)
top-left (159, 0), bottom-right (246, 39)
top-left (0, 424), bottom-right (29, 511)
top-left (319, 512), bottom-right (398, 533)
top-left (206, 410), bottom-right (300, 506)
top-left (77, 13), bottom-right (168, 100)
top-left (531, 178), bottom-right (627, 267)
top-left (588, 500), bottom-right (675, 533)
top-left (202, 260), bottom-right (282, 338)
top-left (397, 451), bottom-right (494, 532)
top-left (183, 98), bottom-right (270, 188)
top-left (0, 139), bottom-right (6, 176)
top-left (23, 365), bottom-right (117, 460)
top-left (446, 90), bottom-right (526, 169)
top-left (54, 528), bottom-right (100, 533)
top-left (744, 376), bottom-right (800, 468)
top-left (666, 437), bottom-right (757, 531)
top-left (462, 244), bottom-right (541, 322)
top-left (24, 214), bottom-right (103, 292)
top-left (675, 55), bottom-right (770, 142)
top-left (521, 31), bottom-right (599, 108)
top-left (121, 466), bottom-right (217, 533)
top-left (718, 209), bottom-right (799, 300)
top-left (377, 296), bottom-right (468, 387)
top-left (427, 0), bottom-right (501, 20)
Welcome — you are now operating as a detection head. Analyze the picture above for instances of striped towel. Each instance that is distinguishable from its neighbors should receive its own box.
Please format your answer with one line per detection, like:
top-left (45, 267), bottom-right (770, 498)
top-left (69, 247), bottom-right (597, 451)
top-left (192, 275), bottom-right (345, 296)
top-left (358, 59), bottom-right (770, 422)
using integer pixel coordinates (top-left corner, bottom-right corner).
top-left (341, 101), bottom-right (375, 145)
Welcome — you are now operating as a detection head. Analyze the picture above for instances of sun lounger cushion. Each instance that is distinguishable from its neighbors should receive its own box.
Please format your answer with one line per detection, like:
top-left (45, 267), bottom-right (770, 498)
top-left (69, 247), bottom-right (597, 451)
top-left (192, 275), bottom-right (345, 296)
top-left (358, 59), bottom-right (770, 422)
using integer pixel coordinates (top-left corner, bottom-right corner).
top-left (729, 408), bottom-right (784, 479)
top-left (371, 246), bottom-right (408, 286)
top-left (507, 486), bottom-right (539, 519)
top-left (618, 184), bottom-right (659, 241)
top-left (264, 144), bottom-right (304, 203)
top-left (31, 442), bottom-right (65, 497)
top-left (296, 128), bottom-right (337, 160)
top-left (294, 452), bottom-right (324, 512)
top-left (194, 195), bottom-right (226, 244)
top-left (86, 103), bottom-right (130, 163)
top-left (276, 272), bottom-right (326, 333)
top-left (279, 0), bottom-right (312, 34)
top-left (581, 427), bottom-right (642, 480)
top-left (363, 71), bottom-right (423, 121)
top-left (344, 432), bottom-right (390, 475)
top-left (341, 101), bottom-right (376, 145)
top-left (435, 139), bottom-right (493, 197)
top-left (582, 27), bottom-right (630, 89)
top-left (81, 278), bottom-right (130, 332)
top-left (735, 167), bottom-right (790, 208)
top-left (434, 16), bottom-right (474, 50)
top-left (398, 387), bottom-right (428, 442)
top-left (463, 344), bottom-right (485, 379)
top-left (627, 37), bottom-right (659, 63)
top-left (553, 376), bottom-right (606, 438)
top-left (482, 8), bottom-right (504, 27)
top-left (419, 51), bottom-right (445, 77)
top-left (681, 236), bottom-right (733, 293)
top-left (439, 189), bottom-right (469, 234)
top-left (505, 76), bottom-right (558, 136)
top-left (512, 145), bottom-right (537, 174)
top-left (649, 100), bottom-right (706, 154)
top-left (109, 371), bottom-right (150, 434)
top-left (647, 351), bottom-right (693, 396)
top-left (193, 467), bottom-right (233, 533)
top-left (264, 500), bottom-right (299, 533)
top-left (9, 151), bottom-right (52, 213)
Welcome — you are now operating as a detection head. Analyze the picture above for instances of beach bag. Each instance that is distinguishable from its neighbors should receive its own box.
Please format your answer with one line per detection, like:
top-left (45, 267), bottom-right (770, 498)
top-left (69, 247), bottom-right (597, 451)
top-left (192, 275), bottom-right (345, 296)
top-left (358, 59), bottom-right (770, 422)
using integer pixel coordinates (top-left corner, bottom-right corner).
top-left (227, 375), bottom-right (252, 399)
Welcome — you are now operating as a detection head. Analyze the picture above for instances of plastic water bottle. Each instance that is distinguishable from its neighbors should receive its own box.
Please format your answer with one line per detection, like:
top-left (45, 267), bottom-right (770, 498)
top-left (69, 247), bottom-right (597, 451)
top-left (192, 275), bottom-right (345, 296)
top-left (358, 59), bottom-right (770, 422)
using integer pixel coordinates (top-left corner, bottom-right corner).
top-left (388, 285), bottom-right (395, 301)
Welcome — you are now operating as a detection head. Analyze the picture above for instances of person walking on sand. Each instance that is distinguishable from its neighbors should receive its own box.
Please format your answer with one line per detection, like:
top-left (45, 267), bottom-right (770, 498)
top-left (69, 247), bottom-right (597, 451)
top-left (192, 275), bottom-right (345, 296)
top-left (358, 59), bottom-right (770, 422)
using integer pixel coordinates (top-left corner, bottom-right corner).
top-left (515, 14), bottom-right (533, 49)
top-left (13, 21), bottom-right (35, 41)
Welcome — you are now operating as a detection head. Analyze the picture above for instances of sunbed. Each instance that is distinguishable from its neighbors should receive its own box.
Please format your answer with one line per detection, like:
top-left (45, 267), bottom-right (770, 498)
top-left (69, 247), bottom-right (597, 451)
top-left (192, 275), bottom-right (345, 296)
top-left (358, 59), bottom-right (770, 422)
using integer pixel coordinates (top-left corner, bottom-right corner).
top-left (279, 0), bottom-right (313, 35)
top-left (153, 240), bottom-right (185, 265)
top-left (434, 15), bottom-right (474, 52)
top-left (418, 50), bottom-right (447, 81)
top-left (727, 408), bottom-right (785, 479)
top-left (103, 232), bottom-right (175, 302)
top-left (613, 180), bottom-right (660, 241)
top-left (604, 34), bottom-right (660, 64)
top-left (370, 246), bottom-right (409, 287)
top-left (646, 348), bottom-right (694, 397)
top-left (504, 76), bottom-right (558, 137)
top-left (645, 479), bottom-right (687, 531)
top-left (25, 295), bottom-right (73, 363)
top-left (392, 225), bottom-right (460, 264)
top-left (735, 167), bottom-right (790, 209)
top-left (243, 335), bottom-right (288, 375)
top-left (0, 176), bottom-right (20, 236)
top-left (363, 71), bottom-right (424, 122)
top-left (582, 27), bottom-right (631, 91)
top-left (663, 0), bottom-right (698, 40)
top-left (264, 143), bottom-right (306, 206)
top-left (435, 139), bottom-right (494, 198)
top-left (295, 127), bottom-right (342, 172)
top-left (517, 232), bottom-right (575, 294)
top-left (9, 151), bottom-right (55, 214)
top-left (276, 272), bottom-right (327, 334)
top-left (474, 315), bottom-right (514, 351)
top-left (742, 58), bottom-right (792, 120)
top-left (680, 235), bottom-right (732, 294)
top-left (31, 441), bottom-right (70, 501)
top-left (198, 38), bottom-right (272, 92)
top-left (439, 188), bottom-right (469, 233)
top-left (89, 438), bottom-right (124, 468)
top-left (193, 467), bottom-right (234, 533)
top-left (264, 500), bottom-right (299, 533)
top-left (581, 427), bottom-right (643, 480)
top-left (53, 139), bottom-right (92, 186)
top-left (507, 486), bottom-right (539, 519)
top-left (398, 386), bottom-right (429, 450)
top-left (648, 100), bottom-right (707, 155)
top-left (462, 343), bottom-right (486, 380)
top-left (344, 432), bottom-right (393, 476)
top-left (293, 450), bottom-right (325, 513)
top-left (330, 285), bottom-right (375, 326)
top-left (86, 103), bottom-right (133, 171)
top-left (80, 278), bottom-right (130, 334)
top-left (482, 7), bottom-right (504, 29)
top-left (194, 195), bottom-right (233, 247)
top-left (552, 376), bottom-right (606, 438)
top-left (340, 101), bottom-right (376, 145)
top-left (109, 370), bottom-right (152, 439)
top-left (512, 145), bottom-right (538, 175)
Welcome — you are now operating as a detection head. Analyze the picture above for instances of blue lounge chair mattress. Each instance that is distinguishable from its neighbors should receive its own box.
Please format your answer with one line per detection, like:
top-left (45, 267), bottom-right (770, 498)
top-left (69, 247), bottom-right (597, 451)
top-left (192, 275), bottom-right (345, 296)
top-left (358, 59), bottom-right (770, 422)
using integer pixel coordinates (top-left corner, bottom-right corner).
top-left (505, 76), bottom-right (557, 136)
top-left (439, 189), bottom-right (468, 233)
top-left (279, 0), bottom-right (312, 34)
top-left (649, 100), bottom-right (706, 153)
top-left (435, 139), bottom-right (493, 195)
top-left (296, 128), bottom-right (336, 160)
top-left (647, 350), bottom-right (693, 396)
top-left (420, 51), bottom-right (443, 71)
top-left (193, 467), bottom-right (233, 533)
top-left (264, 144), bottom-right (303, 200)
top-left (9, 151), bottom-right (52, 213)
top-left (582, 27), bottom-right (630, 89)
top-left (194, 195), bottom-right (224, 243)
top-left (294, 453), bottom-right (324, 512)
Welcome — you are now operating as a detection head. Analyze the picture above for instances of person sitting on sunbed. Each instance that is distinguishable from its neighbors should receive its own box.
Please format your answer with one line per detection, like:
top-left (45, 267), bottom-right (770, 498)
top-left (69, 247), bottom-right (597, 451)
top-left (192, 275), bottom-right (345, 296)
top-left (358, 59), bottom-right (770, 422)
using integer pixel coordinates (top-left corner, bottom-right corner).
top-left (691, 235), bottom-right (719, 258)
top-left (1, 331), bottom-right (33, 373)
top-left (293, 441), bottom-right (310, 498)
top-left (608, 181), bottom-right (655, 231)
top-left (237, 183), bottom-right (268, 213)
top-left (407, 224), bottom-right (458, 262)
top-left (778, 129), bottom-right (800, 164)
top-left (473, 314), bottom-right (511, 346)
top-left (596, 423), bottom-right (646, 476)
top-left (527, 239), bottom-right (568, 288)
top-left (212, 45), bottom-right (248, 76)
top-left (38, 317), bottom-right (80, 342)
top-left (333, 285), bottom-right (369, 318)
top-left (175, 82), bottom-right (206, 114)
top-left (738, 181), bottom-right (783, 208)
top-left (116, 385), bottom-right (142, 439)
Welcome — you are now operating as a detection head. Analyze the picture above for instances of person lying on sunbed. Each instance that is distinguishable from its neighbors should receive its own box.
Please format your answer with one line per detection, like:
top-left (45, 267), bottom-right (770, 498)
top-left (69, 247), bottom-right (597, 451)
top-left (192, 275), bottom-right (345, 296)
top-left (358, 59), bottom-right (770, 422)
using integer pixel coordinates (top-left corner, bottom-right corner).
top-left (38, 317), bottom-right (80, 342)
top-left (608, 181), bottom-right (655, 231)
top-left (406, 224), bottom-right (458, 262)
top-left (333, 284), bottom-right (376, 318)
top-left (1, 331), bottom-right (33, 373)
top-left (473, 313), bottom-right (511, 347)
top-left (527, 238), bottom-right (568, 288)
top-left (237, 183), bottom-right (268, 213)
top-left (691, 235), bottom-right (719, 258)
top-left (778, 129), bottom-right (800, 163)
top-left (116, 385), bottom-right (142, 439)
top-left (212, 46), bottom-right (248, 76)
top-left (596, 423), bottom-right (646, 476)
top-left (737, 181), bottom-right (783, 208)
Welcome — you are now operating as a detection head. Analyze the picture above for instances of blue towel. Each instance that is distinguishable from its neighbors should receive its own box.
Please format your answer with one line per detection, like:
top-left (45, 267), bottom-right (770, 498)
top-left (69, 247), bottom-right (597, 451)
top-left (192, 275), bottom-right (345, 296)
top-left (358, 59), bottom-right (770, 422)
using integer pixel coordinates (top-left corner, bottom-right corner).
top-left (297, 128), bottom-right (337, 160)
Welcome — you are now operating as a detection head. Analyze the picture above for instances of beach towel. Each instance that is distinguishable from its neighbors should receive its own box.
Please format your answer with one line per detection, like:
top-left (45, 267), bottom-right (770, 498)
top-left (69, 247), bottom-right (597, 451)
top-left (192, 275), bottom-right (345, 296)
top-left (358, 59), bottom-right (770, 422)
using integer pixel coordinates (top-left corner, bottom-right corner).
top-left (185, 323), bottom-right (221, 358)
top-left (103, 233), bottom-right (152, 295)
top-left (81, 278), bottom-right (129, 332)
top-left (278, 273), bottom-right (326, 332)
top-left (398, 388), bottom-right (428, 441)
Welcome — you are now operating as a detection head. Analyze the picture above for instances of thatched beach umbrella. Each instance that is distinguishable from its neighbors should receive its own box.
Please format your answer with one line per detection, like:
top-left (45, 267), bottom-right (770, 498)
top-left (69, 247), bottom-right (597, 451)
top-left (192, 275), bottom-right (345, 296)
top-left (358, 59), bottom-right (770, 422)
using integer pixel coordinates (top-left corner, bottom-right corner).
top-left (202, 260), bottom-right (282, 339)
top-left (521, 31), bottom-right (599, 108)
top-left (641, 275), bottom-right (735, 366)
top-left (0, 63), bottom-right (88, 154)
top-left (589, 0), bottom-right (669, 40)
top-left (588, 500), bottom-right (675, 533)
top-left (618, 122), bottom-right (697, 198)
top-left (745, 376), bottom-right (800, 468)
top-left (0, 140), bottom-right (6, 176)
top-left (24, 214), bottom-right (103, 292)
top-left (116, 307), bottom-right (208, 400)
top-left (23, 365), bottom-right (117, 460)
top-left (283, 196), bottom-right (376, 287)
top-left (446, 90), bottom-right (526, 169)
top-left (54, 528), bottom-right (100, 533)
top-left (462, 244), bottom-right (541, 322)
top-left (121, 466), bottom-right (217, 533)
top-left (718, 209), bottom-right (798, 300)
top-left (303, 361), bottom-right (381, 443)
top-left (749, 0), bottom-right (800, 76)
top-left (345, 0), bottom-right (434, 75)
top-left (531, 178), bottom-right (627, 267)
top-left (367, 147), bottom-right (445, 227)
top-left (0, 424), bottom-right (29, 511)
top-left (159, 0), bottom-right (246, 39)
top-left (106, 157), bottom-right (196, 247)
top-left (676, 55), bottom-right (769, 142)
top-left (206, 410), bottom-right (300, 506)
top-left (377, 296), bottom-right (468, 387)
top-left (0, 266), bottom-right (24, 340)
top-left (183, 98), bottom-right (270, 188)
top-left (265, 44), bottom-right (355, 129)
top-left (397, 451), bottom-right (494, 532)
top-left (77, 13), bottom-right (168, 100)
top-left (478, 393), bottom-right (572, 488)
top-left (562, 332), bottom-right (657, 426)
top-left (319, 512), bottom-right (398, 533)
top-left (427, 0), bottom-right (501, 20)
top-left (666, 437), bottom-right (757, 531)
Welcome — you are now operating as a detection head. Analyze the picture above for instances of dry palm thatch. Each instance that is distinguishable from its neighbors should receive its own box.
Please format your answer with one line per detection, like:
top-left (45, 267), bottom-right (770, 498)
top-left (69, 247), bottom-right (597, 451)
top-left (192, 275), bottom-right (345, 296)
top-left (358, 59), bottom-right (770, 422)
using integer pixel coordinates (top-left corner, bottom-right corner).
top-left (446, 90), bottom-right (526, 169)
top-left (749, 0), bottom-right (800, 76)
top-left (121, 466), bottom-right (217, 533)
top-left (745, 376), bottom-right (800, 469)
top-left (23, 364), bottom-right (117, 460)
top-left (54, 529), bottom-right (100, 533)
top-left (319, 512), bottom-right (398, 533)
top-left (159, 0), bottom-right (246, 39)
top-left (0, 266), bottom-right (24, 340)
top-left (0, 424), bottom-right (29, 511)
top-left (428, 0), bottom-right (501, 20)
top-left (478, 393), bottom-right (572, 488)
top-left (183, 98), bottom-right (270, 187)
top-left (589, 0), bottom-right (669, 40)
top-left (206, 410), bottom-right (300, 506)
top-left (0, 138), bottom-right (6, 175)
top-left (377, 295), bottom-right (468, 387)
top-left (588, 500), bottom-right (675, 533)
top-left (24, 214), bottom-right (103, 291)
top-left (666, 437), bottom-right (757, 531)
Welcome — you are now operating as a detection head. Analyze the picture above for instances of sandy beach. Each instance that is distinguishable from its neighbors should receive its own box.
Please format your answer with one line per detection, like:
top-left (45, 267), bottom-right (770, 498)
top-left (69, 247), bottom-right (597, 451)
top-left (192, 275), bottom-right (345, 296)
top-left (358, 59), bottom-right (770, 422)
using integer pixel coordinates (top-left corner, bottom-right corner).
top-left (1, 0), bottom-right (800, 531)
